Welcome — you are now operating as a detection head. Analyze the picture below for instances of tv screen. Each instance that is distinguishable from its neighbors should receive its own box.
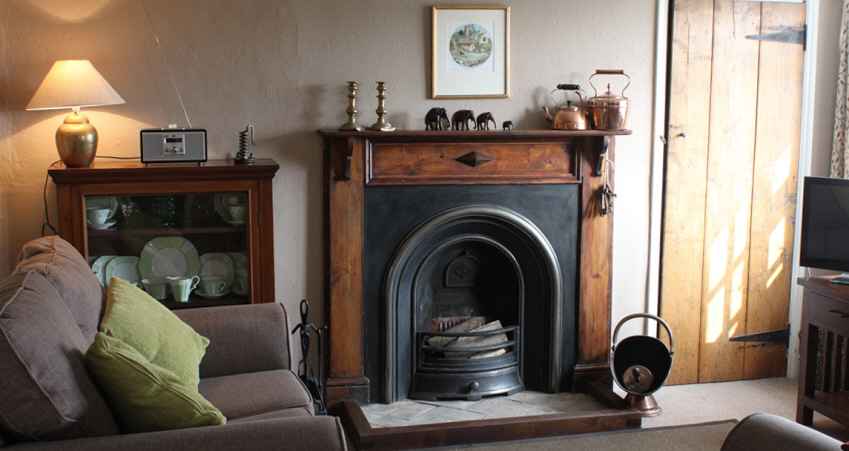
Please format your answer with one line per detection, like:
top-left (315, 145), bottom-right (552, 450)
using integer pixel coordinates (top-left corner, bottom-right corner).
top-left (800, 176), bottom-right (849, 273)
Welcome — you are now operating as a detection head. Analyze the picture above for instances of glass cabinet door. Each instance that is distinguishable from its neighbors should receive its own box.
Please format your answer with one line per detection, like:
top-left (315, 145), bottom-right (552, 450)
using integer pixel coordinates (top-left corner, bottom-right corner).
top-left (85, 192), bottom-right (250, 308)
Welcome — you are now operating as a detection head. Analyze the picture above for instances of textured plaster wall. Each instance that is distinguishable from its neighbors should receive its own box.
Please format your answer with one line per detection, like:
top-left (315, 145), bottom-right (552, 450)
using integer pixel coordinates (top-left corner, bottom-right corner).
top-left (0, 0), bottom-right (658, 361)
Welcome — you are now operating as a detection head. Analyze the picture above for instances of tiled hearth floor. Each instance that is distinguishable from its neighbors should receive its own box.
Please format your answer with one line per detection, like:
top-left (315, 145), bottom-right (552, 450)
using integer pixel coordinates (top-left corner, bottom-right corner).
top-left (361, 390), bottom-right (607, 427)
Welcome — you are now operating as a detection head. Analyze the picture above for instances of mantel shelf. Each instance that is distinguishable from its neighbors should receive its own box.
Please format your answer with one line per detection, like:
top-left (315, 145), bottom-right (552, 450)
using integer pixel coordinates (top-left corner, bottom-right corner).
top-left (318, 128), bottom-right (631, 142)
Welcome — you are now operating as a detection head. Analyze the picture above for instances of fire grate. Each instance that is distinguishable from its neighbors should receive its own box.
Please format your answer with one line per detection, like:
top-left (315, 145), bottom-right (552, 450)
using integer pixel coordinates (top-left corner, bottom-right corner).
top-left (410, 324), bottom-right (523, 401)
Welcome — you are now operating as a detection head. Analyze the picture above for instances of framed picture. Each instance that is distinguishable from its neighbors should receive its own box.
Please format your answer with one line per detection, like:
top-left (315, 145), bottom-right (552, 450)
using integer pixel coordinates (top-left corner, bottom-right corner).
top-left (431, 5), bottom-right (510, 99)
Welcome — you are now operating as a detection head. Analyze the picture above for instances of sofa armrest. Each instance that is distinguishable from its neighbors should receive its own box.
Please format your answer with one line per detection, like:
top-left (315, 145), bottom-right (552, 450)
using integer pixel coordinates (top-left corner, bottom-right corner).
top-left (721, 413), bottom-right (841, 451)
top-left (5, 416), bottom-right (347, 451)
top-left (174, 303), bottom-right (293, 379)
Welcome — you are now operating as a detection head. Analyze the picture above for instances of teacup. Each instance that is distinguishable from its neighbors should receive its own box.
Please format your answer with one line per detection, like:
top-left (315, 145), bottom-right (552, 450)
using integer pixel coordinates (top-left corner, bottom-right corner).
top-left (87, 207), bottom-right (113, 225)
top-left (167, 276), bottom-right (200, 302)
top-left (200, 276), bottom-right (228, 295)
top-left (228, 205), bottom-right (246, 222)
top-left (141, 277), bottom-right (170, 300)
top-left (235, 277), bottom-right (249, 294)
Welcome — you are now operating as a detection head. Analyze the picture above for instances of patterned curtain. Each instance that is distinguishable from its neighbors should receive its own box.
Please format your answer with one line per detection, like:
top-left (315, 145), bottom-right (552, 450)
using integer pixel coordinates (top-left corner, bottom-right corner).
top-left (831, 0), bottom-right (849, 178)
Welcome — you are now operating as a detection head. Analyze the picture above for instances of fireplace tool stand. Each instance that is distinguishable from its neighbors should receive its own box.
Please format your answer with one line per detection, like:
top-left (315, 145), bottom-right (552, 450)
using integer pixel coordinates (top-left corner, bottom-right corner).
top-left (291, 299), bottom-right (328, 414)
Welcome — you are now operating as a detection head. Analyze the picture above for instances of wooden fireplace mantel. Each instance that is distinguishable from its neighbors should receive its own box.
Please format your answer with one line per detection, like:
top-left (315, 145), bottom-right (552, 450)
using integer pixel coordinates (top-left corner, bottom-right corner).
top-left (320, 129), bottom-right (630, 411)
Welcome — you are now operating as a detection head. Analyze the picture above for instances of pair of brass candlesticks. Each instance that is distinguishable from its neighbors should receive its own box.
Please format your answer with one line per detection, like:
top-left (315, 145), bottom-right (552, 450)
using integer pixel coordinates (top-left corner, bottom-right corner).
top-left (339, 81), bottom-right (395, 132)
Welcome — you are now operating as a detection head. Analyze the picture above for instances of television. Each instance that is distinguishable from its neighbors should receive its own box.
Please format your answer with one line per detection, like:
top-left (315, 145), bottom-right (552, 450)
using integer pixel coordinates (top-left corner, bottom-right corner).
top-left (800, 176), bottom-right (849, 273)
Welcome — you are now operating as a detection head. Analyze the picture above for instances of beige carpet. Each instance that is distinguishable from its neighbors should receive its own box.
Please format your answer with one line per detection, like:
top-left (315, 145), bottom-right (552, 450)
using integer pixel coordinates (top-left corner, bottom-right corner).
top-left (436, 420), bottom-right (737, 451)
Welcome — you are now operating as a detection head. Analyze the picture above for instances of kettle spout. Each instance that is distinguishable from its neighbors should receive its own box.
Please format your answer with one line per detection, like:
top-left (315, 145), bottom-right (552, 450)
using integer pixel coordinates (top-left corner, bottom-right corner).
top-left (543, 105), bottom-right (553, 122)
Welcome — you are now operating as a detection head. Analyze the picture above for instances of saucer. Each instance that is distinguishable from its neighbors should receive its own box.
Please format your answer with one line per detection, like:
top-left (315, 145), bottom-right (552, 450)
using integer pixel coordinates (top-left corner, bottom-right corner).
top-left (231, 287), bottom-right (249, 296)
top-left (88, 219), bottom-right (117, 230)
top-left (224, 219), bottom-right (246, 226)
top-left (195, 288), bottom-right (230, 299)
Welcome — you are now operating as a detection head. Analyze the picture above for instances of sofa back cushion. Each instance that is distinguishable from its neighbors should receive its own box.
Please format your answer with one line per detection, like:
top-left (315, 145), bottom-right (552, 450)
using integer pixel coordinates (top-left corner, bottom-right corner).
top-left (0, 270), bottom-right (119, 442)
top-left (14, 236), bottom-right (105, 345)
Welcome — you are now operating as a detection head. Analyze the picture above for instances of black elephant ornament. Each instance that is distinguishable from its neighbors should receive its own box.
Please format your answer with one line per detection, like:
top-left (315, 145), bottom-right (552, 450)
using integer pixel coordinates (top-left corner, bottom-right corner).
top-left (476, 112), bottom-right (496, 131)
top-left (424, 107), bottom-right (450, 131)
top-left (452, 110), bottom-right (476, 130)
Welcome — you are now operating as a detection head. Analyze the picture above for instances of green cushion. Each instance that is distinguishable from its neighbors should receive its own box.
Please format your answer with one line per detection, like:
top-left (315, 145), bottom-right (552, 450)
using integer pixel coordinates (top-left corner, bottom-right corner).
top-left (85, 332), bottom-right (226, 433)
top-left (100, 278), bottom-right (208, 386)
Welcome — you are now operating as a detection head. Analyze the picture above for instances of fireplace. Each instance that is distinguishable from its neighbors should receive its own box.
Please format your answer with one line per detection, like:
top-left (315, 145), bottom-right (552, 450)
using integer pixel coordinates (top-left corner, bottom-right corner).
top-left (321, 130), bottom-right (629, 419)
top-left (376, 200), bottom-right (573, 402)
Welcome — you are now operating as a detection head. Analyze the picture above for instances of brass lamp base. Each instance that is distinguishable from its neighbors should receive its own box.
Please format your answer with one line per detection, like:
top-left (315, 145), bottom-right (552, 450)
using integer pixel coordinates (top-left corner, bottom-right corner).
top-left (625, 393), bottom-right (662, 417)
top-left (56, 112), bottom-right (98, 168)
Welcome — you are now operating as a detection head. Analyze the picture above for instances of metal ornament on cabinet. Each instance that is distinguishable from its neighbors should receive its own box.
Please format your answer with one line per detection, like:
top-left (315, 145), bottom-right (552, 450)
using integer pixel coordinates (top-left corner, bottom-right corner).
top-left (234, 125), bottom-right (255, 164)
top-left (339, 81), bottom-right (365, 131)
top-left (369, 81), bottom-right (395, 131)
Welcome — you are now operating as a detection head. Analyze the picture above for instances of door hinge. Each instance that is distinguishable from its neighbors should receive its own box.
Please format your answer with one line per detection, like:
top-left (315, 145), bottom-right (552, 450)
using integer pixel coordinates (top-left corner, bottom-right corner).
top-left (746, 25), bottom-right (806, 51)
top-left (729, 324), bottom-right (790, 346)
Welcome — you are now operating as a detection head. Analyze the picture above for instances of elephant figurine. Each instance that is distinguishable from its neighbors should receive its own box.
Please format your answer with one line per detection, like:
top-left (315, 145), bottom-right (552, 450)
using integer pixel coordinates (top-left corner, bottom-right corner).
top-left (476, 112), bottom-right (496, 131)
top-left (424, 107), bottom-right (450, 131)
top-left (451, 110), bottom-right (476, 130)
top-left (502, 120), bottom-right (514, 131)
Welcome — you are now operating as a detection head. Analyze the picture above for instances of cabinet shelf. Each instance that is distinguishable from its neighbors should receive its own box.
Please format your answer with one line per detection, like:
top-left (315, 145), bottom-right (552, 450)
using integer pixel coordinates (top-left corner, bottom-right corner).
top-left (49, 159), bottom-right (279, 308)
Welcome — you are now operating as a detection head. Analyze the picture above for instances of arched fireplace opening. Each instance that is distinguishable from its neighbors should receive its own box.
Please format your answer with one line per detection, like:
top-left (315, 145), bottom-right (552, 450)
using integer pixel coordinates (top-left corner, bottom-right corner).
top-left (383, 205), bottom-right (562, 403)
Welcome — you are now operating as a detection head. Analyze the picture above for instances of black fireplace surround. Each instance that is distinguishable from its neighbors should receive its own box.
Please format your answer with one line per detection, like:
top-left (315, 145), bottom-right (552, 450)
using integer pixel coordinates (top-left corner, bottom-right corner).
top-left (363, 184), bottom-right (579, 403)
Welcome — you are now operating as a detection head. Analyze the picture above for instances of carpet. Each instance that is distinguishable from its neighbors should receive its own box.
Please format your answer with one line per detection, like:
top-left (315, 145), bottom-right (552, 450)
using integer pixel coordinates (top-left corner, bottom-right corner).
top-left (440, 420), bottom-right (738, 451)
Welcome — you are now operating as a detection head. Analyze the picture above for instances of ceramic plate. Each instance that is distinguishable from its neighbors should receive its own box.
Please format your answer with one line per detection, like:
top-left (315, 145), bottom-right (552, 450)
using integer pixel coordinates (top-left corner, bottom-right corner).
top-left (199, 253), bottom-right (234, 285)
top-left (105, 256), bottom-right (140, 287)
top-left (196, 288), bottom-right (231, 299)
top-left (214, 193), bottom-right (247, 221)
top-left (231, 286), bottom-right (249, 296)
top-left (91, 255), bottom-right (117, 287)
top-left (226, 252), bottom-right (248, 270)
top-left (88, 219), bottom-right (117, 230)
top-left (85, 196), bottom-right (119, 219)
top-left (139, 237), bottom-right (200, 280)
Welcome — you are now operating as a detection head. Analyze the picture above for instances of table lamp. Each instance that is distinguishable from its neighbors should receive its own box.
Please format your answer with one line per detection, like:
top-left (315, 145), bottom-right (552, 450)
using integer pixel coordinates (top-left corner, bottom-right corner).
top-left (26, 60), bottom-right (125, 168)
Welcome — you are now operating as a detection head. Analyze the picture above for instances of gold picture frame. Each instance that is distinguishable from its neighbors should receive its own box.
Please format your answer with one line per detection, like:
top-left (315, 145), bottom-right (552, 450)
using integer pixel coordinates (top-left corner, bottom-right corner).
top-left (431, 5), bottom-right (510, 99)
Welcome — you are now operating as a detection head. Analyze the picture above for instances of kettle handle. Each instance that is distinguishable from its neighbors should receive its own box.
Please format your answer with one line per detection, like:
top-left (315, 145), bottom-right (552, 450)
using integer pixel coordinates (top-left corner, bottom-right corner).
top-left (589, 69), bottom-right (631, 97)
top-left (548, 86), bottom-right (586, 109)
top-left (611, 313), bottom-right (674, 351)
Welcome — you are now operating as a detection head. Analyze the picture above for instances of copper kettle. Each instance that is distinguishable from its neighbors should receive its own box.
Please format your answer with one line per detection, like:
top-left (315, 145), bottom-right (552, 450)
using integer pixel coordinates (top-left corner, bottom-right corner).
top-left (586, 70), bottom-right (630, 130)
top-left (543, 83), bottom-right (588, 130)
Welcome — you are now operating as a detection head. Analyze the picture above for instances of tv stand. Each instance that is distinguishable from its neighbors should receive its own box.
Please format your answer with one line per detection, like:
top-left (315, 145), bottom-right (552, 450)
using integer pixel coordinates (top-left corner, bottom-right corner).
top-left (797, 276), bottom-right (849, 428)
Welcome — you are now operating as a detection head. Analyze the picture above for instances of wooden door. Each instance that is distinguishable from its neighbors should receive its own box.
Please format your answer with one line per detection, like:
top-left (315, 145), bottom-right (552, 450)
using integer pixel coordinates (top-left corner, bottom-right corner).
top-left (661, 0), bottom-right (805, 385)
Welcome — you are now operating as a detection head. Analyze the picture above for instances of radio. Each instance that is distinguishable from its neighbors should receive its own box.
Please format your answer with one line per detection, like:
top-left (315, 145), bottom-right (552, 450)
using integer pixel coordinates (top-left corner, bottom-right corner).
top-left (140, 126), bottom-right (207, 163)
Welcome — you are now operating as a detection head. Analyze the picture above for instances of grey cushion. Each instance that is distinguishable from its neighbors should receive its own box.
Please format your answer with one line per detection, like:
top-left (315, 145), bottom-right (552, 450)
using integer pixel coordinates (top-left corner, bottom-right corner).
top-left (721, 413), bottom-right (842, 451)
top-left (14, 236), bottom-right (105, 345)
top-left (199, 370), bottom-right (313, 420)
top-left (0, 270), bottom-right (118, 442)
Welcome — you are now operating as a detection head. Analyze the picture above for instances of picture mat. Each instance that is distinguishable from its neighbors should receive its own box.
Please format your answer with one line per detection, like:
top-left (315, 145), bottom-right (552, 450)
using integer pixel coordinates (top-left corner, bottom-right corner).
top-left (433, 7), bottom-right (509, 98)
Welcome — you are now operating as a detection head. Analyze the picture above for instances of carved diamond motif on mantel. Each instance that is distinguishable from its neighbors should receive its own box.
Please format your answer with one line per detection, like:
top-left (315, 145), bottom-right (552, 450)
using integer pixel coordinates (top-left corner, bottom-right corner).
top-left (455, 151), bottom-right (494, 168)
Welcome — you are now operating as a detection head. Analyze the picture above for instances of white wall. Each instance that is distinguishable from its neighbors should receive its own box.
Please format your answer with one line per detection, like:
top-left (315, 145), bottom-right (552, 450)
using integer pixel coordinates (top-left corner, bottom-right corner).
top-left (0, 0), bottom-right (660, 364)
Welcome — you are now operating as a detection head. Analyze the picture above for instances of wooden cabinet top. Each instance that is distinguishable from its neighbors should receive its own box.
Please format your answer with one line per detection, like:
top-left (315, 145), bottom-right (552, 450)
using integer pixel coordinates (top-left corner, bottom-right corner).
top-left (798, 276), bottom-right (849, 300)
top-left (48, 159), bottom-right (279, 184)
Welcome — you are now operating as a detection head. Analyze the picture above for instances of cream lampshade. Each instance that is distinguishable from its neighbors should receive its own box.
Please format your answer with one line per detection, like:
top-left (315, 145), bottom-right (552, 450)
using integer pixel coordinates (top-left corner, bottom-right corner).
top-left (26, 60), bottom-right (125, 168)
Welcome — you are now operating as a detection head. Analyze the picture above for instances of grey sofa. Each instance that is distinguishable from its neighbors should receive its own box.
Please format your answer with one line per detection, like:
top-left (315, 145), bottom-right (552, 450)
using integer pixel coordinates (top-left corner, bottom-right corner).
top-left (0, 236), bottom-right (347, 450)
top-left (722, 413), bottom-right (843, 451)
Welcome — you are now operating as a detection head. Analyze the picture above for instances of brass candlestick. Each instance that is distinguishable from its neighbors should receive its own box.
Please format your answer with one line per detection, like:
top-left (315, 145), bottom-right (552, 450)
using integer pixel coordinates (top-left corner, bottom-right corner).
top-left (339, 81), bottom-right (364, 131)
top-left (369, 81), bottom-right (395, 131)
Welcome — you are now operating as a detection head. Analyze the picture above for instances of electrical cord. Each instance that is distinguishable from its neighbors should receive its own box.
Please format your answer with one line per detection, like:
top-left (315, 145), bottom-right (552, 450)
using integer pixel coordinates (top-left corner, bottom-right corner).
top-left (42, 160), bottom-right (60, 237)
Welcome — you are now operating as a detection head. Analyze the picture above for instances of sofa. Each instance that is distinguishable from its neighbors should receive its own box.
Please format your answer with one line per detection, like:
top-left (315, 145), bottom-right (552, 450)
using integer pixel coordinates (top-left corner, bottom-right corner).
top-left (0, 236), bottom-right (347, 450)
top-left (721, 413), bottom-right (843, 451)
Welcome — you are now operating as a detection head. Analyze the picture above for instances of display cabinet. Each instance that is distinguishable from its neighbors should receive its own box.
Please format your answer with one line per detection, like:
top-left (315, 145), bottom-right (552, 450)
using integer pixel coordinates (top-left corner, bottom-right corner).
top-left (48, 159), bottom-right (279, 309)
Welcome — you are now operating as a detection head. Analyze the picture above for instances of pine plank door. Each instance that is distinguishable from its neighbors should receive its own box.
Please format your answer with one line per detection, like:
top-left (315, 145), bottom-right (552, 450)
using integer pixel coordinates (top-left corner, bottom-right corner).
top-left (661, 0), bottom-right (805, 385)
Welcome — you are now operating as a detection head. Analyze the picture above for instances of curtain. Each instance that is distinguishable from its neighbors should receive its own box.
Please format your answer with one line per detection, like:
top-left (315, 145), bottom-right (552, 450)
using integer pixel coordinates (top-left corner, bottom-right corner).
top-left (831, 0), bottom-right (849, 178)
